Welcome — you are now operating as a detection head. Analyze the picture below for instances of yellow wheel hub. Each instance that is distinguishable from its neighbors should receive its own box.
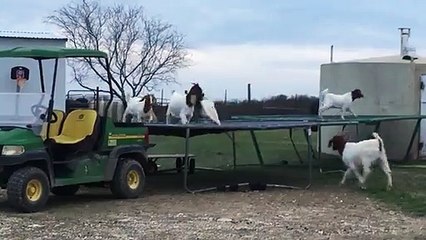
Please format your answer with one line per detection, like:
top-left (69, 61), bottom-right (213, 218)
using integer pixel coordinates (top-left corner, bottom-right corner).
top-left (127, 170), bottom-right (140, 190)
top-left (26, 179), bottom-right (43, 202)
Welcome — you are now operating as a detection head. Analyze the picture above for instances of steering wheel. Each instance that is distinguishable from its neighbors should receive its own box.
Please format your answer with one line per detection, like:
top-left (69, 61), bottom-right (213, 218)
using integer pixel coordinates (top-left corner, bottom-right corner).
top-left (31, 104), bottom-right (58, 123)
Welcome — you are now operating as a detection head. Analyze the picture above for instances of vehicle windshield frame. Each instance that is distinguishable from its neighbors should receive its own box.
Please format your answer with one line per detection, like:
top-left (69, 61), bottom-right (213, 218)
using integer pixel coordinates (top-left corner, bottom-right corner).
top-left (0, 47), bottom-right (113, 138)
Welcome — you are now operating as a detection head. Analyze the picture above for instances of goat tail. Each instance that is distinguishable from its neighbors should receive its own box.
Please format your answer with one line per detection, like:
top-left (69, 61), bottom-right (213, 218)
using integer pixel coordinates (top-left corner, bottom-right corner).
top-left (372, 132), bottom-right (384, 152)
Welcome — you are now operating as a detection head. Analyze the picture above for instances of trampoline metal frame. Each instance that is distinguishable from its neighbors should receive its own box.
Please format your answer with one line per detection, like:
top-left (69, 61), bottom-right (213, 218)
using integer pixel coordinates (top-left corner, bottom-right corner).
top-left (147, 121), bottom-right (316, 193)
top-left (147, 115), bottom-right (426, 193)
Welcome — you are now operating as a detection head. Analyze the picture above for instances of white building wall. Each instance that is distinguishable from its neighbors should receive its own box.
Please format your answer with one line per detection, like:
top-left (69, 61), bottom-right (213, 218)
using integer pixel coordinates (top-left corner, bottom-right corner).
top-left (0, 37), bottom-right (67, 110)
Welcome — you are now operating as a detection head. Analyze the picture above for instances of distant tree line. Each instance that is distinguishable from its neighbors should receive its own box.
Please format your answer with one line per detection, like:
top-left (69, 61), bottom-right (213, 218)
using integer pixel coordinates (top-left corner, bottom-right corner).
top-left (168, 94), bottom-right (319, 121)
top-left (214, 94), bottom-right (319, 116)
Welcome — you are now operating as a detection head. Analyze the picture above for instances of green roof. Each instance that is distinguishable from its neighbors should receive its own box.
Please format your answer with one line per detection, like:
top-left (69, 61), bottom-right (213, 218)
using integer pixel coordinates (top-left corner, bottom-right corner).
top-left (0, 47), bottom-right (107, 59)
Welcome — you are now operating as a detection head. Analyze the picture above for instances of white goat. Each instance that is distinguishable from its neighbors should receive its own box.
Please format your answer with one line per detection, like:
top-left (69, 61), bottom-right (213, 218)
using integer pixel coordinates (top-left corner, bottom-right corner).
top-left (328, 132), bottom-right (392, 191)
top-left (122, 94), bottom-right (157, 123)
top-left (166, 91), bottom-right (221, 125)
top-left (318, 88), bottom-right (364, 120)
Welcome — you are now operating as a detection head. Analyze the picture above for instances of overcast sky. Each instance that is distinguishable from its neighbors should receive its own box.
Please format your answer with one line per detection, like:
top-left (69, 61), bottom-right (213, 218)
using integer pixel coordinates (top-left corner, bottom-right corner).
top-left (2, 0), bottom-right (426, 100)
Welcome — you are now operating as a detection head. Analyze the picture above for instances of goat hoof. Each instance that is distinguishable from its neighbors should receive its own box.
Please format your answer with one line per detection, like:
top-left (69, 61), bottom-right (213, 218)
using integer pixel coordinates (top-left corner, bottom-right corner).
top-left (386, 186), bottom-right (392, 191)
top-left (358, 182), bottom-right (366, 190)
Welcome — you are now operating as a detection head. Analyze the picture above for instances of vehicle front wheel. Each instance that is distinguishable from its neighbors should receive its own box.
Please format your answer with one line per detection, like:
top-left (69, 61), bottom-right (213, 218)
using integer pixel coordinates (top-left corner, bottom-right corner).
top-left (51, 185), bottom-right (80, 196)
top-left (110, 159), bottom-right (145, 199)
top-left (7, 167), bottom-right (50, 213)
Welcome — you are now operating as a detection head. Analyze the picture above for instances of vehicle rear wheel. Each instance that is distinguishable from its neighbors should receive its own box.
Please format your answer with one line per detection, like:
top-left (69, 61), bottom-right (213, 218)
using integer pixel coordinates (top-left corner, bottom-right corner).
top-left (110, 159), bottom-right (145, 199)
top-left (51, 185), bottom-right (80, 196)
top-left (7, 167), bottom-right (50, 213)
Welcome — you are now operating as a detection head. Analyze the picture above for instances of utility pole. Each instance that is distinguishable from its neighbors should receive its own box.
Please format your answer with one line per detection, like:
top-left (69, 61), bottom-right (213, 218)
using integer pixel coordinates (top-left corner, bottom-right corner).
top-left (247, 83), bottom-right (251, 102)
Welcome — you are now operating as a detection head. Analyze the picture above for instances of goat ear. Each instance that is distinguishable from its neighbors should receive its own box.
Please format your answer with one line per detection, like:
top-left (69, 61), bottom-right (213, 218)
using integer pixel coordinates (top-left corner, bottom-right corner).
top-left (202, 93), bottom-right (205, 97)
top-left (328, 139), bottom-right (333, 148)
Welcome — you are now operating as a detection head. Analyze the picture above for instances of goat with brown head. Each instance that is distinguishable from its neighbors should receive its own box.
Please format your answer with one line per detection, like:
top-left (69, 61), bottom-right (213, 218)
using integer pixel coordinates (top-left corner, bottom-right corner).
top-left (139, 94), bottom-right (155, 113)
top-left (166, 83), bottom-right (220, 125)
top-left (351, 89), bottom-right (364, 101)
top-left (122, 93), bottom-right (157, 123)
top-left (318, 88), bottom-right (364, 120)
top-left (328, 132), bottom-right (392, 191)
top-left (328, 133), bottom-right (349, 156)
top-left (185, 83), bottom-right (204, 107)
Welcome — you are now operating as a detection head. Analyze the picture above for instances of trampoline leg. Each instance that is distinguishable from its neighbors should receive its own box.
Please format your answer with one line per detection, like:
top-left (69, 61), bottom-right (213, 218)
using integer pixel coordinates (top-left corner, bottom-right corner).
top-left (232, 131), bottom-right (237, 169)
top-left (289, 128), bottom-right (304, 164)
top-left (356, 124), bottom-right (359, 140)
top-left (306, 127), bottom-right (313, 189)
top-left (303, 128), bottom-right (317, 160)
top-left (404, 118), bottom-right (421, 161)
top-left (183, 128), bottom-right (192, 193)
top-left (374, 121), bottom-right (381, 132)
top-left (224, 132), bottom-right (238, 169)
top-left (250, 130), bottom-right (264, 166)
top-left (318, 124), bottom-right (323, 173)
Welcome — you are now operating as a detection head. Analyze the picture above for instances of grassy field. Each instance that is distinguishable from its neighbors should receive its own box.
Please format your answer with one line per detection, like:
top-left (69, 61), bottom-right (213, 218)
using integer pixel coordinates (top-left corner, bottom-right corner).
top-left (148, 129), bottom-right (316, 168)
top-left (148, 129), bottom-right (426, 217)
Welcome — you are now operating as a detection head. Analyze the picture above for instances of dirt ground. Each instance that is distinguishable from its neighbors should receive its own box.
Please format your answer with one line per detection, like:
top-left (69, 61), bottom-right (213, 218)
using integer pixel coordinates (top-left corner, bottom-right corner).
top-left (0, 180), bottom-right (424, 240)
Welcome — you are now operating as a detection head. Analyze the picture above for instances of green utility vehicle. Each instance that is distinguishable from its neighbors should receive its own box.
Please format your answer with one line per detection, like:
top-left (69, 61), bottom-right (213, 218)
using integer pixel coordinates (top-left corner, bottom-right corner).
top-left (0, 47), bottom-right (151, 213)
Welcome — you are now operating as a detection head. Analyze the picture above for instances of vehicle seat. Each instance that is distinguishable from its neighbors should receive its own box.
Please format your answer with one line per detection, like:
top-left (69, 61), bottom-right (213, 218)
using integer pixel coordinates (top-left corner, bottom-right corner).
top-left (48, 109), bottom-right (100, 159)
top-left (40, 110), bottom-right (65, 141)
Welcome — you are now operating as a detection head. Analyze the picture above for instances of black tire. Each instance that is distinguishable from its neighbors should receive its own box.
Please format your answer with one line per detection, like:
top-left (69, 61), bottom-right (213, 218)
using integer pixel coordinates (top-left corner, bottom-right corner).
top-left (51, 185), bottom-right (80, 196)
top-left (7, 167), bottom-right (50, 213)
top-left (110, 159), bottom-right (145, 199)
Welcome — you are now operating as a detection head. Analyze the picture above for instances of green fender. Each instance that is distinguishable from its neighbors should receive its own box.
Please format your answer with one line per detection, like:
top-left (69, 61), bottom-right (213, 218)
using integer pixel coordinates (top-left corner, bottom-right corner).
top-left (104, 145), bottom-right (148, 181)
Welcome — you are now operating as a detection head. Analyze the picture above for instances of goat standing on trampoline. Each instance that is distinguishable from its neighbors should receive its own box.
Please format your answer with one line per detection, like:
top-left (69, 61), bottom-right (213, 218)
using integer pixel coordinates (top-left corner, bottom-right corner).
top-left (318, 88), bottom-right (364, 120)
top-left (166, 83), bottom-right (221, 125)
top-left (122, 94), bottom-right (157, 123)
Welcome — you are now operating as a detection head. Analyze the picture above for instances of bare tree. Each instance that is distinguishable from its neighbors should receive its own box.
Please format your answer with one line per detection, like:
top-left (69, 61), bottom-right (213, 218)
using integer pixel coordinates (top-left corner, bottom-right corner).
top-left (47, 0), bottom-right (189, 106)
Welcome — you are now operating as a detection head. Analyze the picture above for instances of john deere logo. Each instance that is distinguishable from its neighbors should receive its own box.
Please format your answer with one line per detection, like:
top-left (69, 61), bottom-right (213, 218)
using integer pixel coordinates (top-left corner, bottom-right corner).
top-left (78, 114), bottom-right (84, 119)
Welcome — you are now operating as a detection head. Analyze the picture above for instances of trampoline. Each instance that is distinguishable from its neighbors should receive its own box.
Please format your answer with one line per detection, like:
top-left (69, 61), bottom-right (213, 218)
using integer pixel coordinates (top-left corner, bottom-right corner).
top-left (146, 120), bottom-right (316, 193)
top-left (146, 114), bottom-right (426, 193)
top-left (231, 114), bottom-right (426, 164)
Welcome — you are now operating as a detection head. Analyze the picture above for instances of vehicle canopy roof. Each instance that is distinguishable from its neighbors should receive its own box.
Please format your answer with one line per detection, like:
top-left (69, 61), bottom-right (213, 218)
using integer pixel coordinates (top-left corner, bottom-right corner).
top-left (0, 47), bottom-right (107, 59)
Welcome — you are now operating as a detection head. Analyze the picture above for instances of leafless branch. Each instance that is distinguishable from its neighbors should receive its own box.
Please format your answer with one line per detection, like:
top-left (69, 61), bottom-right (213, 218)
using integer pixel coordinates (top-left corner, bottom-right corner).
top-left (46, 0), bottom-right (189, 106)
